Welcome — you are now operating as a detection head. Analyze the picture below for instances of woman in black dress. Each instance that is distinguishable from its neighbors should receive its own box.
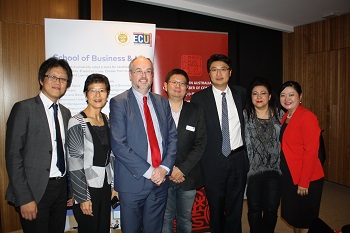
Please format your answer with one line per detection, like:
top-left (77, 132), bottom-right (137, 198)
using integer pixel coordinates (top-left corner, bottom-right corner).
top-left (279, 81), bottom-right (324, 233)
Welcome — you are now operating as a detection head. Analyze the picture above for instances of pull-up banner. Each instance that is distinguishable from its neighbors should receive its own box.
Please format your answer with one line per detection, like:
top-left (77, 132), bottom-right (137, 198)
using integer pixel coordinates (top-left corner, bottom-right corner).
top-left (152, 28), bottom-right (228, 232)
top-left (153, 28), bottom-right (228, 102)
top-left (45, 18), bottom-right (156, 116)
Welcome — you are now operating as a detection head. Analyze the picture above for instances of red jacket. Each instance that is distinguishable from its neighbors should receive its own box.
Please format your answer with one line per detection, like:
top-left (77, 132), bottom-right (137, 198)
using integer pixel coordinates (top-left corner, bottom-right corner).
top-left (281, 105), bottom-right (324, 188)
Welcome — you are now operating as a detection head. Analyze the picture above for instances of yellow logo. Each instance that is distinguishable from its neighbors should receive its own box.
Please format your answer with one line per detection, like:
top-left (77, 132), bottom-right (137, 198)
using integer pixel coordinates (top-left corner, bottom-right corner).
top-left (116, 32), bottom-right (130, 45)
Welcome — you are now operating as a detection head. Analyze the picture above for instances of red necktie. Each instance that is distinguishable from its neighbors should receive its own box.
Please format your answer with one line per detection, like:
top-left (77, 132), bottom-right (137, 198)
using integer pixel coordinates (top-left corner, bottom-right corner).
top-left (143, 96), bottom-right (161, 168)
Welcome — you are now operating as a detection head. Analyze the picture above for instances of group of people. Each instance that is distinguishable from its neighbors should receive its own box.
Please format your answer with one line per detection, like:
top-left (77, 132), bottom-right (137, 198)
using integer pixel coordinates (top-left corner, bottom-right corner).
top-left (5, 54), bottom-right (324, 233)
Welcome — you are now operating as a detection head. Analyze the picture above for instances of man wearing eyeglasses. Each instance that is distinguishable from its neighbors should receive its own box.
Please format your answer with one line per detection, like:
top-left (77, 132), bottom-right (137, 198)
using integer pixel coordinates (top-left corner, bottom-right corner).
top-left (162, 69), bottom-right (207, 233)
top-left (5, 57), bottom-right (74, 233)
top-left (109, 56), bottom-right (177, 233)
top-left (191, 54), bottom-right (248, 233)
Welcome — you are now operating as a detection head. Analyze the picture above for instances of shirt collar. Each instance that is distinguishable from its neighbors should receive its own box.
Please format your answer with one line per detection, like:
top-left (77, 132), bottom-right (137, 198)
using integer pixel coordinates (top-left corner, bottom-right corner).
top-left (132, 87), bottom-right (150, 100)
top-left (39, 92), bottom-right (60, 109)
top-left (212, 85), bottom-right (229, 95)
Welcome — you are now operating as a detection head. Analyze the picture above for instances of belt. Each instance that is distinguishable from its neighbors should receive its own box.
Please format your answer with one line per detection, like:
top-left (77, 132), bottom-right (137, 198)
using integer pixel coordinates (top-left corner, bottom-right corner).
top-left (229, 145), bottom-right (245, 154)
top-left (49, 176), bottom-right (64, 180)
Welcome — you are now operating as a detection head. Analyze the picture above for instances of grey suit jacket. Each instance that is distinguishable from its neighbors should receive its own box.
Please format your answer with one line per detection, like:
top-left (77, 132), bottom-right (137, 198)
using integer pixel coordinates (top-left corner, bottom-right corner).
top-left (5, 95), bottom-right (71, 206)
top-left (110, 88), bottom-right (177, 193)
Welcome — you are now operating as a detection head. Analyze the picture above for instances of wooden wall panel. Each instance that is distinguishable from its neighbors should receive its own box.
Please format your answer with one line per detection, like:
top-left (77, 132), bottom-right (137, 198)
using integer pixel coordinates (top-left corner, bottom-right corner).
top-left (91, 0), bottom-right (103, 20)
top-left (1, 0), bottom-right (79, 25)
top-left (283, 13), bottom-right (350, 187)
top-left (0, 21), bottom-right (4, 233)
top-left (0, 0), bottom-right (79, 232)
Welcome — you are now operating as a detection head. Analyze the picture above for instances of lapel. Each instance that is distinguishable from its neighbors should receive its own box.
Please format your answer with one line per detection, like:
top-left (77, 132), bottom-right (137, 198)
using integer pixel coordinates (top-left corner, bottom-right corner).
top-left (59, 105), bottom-right (69, 133)
top-left (176, 101), bottom-right (188, 132)
top-left (205, 86), bottom-right (221, 129)
top-left (149, 92), bottom-right (165, 142)
top-left (34, 95), bottom-right (52, 142)
top-left (229, 86), bottom-right (244, 125)
top-left (128, 88), bottom-right (146, 134)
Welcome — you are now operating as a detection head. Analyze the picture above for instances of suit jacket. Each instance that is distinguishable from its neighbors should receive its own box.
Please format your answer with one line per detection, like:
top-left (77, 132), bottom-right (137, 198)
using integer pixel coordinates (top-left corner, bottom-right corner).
top-left (173, 101), bottom-right (207, 191)
top-left (191, 85), bottom-right (249, 179)
top-left (110, 88), bottom-right (177, 193)
top-left (281, 104), bottom-right (324, 188)
top-left (5, 95), bottom-right (71, 206)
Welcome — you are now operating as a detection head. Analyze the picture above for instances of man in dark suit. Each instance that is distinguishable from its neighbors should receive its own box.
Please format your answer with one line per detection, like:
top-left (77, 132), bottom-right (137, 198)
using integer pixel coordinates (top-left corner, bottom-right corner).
top-left (5, 57), bottom-right (74, 233)
top-left (161, 69), bottom-right (207, 233)
top-left (191, 54), bottom-right (248, 233)
top-left (110, 56), bottom-right (178, 233)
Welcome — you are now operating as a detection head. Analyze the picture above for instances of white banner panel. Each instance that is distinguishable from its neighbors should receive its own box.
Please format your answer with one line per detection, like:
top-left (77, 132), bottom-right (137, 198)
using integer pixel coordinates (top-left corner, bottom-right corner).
top-left (45, 18), bottom-right (156, 115)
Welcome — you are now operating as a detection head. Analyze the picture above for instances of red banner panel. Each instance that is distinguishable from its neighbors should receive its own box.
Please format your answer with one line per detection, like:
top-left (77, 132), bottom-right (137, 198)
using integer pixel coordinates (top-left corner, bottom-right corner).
top-left (153, 28), bottom-right (228, 232)
top-left (153, 28), bottom-right (228, 101)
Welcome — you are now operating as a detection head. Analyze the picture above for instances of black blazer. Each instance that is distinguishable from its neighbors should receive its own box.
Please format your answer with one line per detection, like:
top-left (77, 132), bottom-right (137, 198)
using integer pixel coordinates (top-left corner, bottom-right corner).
top-left (174, 101), bottom-right (207, 190)
top-left (5, 95), bottom-right (71, 206)
top-left (191, 85), bottom-right (249, 179)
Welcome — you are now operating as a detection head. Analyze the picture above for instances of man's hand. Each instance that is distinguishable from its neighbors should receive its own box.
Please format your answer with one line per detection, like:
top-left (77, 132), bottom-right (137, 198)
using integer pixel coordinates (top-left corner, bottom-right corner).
top-left (80, 200), bottom-right (93, 216)
top-left (20, 201), bottom-right (37, 220)
top-left (169, 166), bottom-right (185, 183)
top-left (151, 167), bottom-right (167, 186)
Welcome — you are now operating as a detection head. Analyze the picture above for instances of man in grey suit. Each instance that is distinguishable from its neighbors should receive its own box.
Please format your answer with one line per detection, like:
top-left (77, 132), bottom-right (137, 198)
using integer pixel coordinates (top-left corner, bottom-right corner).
top-left (162, 69), bottom-right (207, 233)
top-left (191, 54), bottom-right (249, 233)
top-left (110, 56), bottom-right (177, 233)
top-left (5, 57), bottom-right (74, 233)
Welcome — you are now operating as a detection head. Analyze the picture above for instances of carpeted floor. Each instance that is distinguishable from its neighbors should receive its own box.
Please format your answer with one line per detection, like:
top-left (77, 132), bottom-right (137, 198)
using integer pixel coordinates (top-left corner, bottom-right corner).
top-left (240, 180), bottom-right (350, 233)
top-left (9, 181), bottom-right (349, 233)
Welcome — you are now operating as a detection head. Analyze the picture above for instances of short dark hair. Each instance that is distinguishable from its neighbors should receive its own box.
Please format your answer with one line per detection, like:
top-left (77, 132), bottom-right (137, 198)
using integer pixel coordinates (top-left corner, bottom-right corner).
top-left (83, 73), bottom-right (110, 94)
top-left (165, 68), bottom-right (189, 84)
top-left (279, 81), bottom-right (302, 96)
top-left (38, 57), bottom-right (73, 90)
top-left (207, 54), bottom-right (231, 73)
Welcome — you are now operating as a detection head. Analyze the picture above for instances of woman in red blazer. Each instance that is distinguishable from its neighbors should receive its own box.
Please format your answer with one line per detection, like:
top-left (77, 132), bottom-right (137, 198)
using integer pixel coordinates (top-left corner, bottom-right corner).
top-left (279, 81), bottom-right (324, 233)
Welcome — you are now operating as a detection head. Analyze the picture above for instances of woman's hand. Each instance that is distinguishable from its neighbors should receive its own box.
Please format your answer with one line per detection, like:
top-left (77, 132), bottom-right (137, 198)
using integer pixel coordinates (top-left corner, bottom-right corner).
top-left (111, 189), bottom-right (119, 199)
top-left (80, 200), bottom-right (93, 216)
top-left (297, 186), bottom-right (309, 196)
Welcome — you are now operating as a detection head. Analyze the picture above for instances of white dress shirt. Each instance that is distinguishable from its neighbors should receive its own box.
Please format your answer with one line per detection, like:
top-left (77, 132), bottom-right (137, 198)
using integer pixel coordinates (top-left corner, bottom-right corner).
top-left (212, 86), bottom-right (243, 151)
top-left (39, 92), bottom-right (66, 177)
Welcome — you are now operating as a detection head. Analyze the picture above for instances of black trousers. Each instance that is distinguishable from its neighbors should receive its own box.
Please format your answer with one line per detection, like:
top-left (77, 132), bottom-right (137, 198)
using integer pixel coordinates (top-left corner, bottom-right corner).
top-left (18, 177), bottom-right (68, 233)
top-left (246, 172), bottom-right (282, 233)
top-left (73, 177), bottom-right (111, 233)
top-left (204, 149), bottom-right (247, 233)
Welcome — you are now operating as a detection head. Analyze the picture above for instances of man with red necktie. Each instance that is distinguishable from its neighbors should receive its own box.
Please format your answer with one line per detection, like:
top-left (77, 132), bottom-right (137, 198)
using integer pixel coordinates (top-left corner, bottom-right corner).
top-left (110, 56), bottom-right (177, 233)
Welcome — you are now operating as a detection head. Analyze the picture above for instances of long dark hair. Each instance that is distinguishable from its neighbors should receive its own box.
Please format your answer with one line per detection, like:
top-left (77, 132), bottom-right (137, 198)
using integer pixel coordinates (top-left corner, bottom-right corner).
top-left (246, 77), bottom-right (279, 121)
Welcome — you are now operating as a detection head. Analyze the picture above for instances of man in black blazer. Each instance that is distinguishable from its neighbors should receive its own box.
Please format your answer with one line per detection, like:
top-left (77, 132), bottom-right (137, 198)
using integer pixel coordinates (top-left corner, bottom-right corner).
top-left (5, 57), bottom-right (74, 233)
top-left (191, 54), bottom-right (248, 233)
top-left (162, 69), bottom-right (207, 233)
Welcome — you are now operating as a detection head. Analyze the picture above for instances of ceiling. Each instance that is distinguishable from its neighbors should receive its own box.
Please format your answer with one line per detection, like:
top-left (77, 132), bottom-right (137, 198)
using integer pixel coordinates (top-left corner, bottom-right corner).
top-left (128, 0), bottom-right (350, 32)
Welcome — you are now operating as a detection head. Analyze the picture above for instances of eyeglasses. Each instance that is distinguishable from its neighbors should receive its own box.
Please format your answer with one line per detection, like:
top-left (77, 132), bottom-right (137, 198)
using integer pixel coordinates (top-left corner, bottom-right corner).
top-left (209, 67), bottom-right (231, 73)
top-left (132, 69), bottom-right (153, 76)
top-left (45, 75), bottom-right (68, 84)
top-left (88, 89), bottom-right (107, 94)
top-left (168, 80), bottom-right (188, 87)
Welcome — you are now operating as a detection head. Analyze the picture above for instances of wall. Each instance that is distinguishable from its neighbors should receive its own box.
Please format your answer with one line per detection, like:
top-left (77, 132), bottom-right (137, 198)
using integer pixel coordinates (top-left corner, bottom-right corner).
top-left (103, 0), bottom-right (283, 92)
top-left (283, 13), bottom-right (350, 186)
top-left (0, 1), bottom-right (80, 232)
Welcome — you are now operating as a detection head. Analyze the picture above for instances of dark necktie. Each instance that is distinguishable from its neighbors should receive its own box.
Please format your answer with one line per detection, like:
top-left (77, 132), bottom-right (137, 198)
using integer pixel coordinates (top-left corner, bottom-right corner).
top-left (52, 103), bottom-right (65, 174)
top-left (221, 92), bottom-right (231, 156)
top-left (143, 96), bottom-right (161, 168)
